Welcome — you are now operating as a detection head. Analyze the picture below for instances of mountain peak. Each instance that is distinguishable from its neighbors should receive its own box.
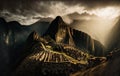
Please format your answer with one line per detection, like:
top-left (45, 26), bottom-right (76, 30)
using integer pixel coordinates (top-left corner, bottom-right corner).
top-left (0, 17), bottom-right (6, 23)
top-left (43, 16), bottom-right (67, 40)
top-left (55, 16), bottom-right (63, 20)
top-left (54, 16), bottom-right (64, 24)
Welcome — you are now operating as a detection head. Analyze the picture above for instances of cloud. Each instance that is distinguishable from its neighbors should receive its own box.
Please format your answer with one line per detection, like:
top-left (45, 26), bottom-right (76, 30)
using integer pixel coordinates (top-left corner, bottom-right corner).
top-left (0, 1), bottom-right (84, 24)
top-left (0, 0), bottom-right (120, 25)
top-left (0, 0), bottom-right (120, 13)
top-left (63, 0), bottom-right (120, 9)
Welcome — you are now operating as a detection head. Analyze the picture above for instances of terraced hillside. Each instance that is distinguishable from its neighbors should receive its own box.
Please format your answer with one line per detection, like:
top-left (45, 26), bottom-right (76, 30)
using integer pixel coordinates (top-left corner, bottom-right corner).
top-left (14, 31), bottom-right (94, 76)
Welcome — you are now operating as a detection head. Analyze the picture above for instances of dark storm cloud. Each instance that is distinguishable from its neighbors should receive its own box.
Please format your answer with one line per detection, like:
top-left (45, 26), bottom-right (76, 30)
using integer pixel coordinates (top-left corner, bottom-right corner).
top-left (0, 0), bottom-right (120, 15)
top-left (0, 0), bottom-right (38, 15)
top-left (63, 0), bottom-right (120, 9)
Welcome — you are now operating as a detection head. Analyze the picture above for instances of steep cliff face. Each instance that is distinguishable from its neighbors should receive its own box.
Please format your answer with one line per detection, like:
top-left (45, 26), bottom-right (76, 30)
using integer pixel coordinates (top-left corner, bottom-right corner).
top-left (0, 18), bottom-right (10, 76)
top-left (44, 16), bottom-right (67, 43)
top-left (44, 16), bottom-right (105, 56)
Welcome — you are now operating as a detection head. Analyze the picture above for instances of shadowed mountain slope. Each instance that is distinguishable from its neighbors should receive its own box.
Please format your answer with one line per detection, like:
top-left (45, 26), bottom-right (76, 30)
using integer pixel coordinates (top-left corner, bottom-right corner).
top-left (71, 50), bottom-right (120, 76)
top-left (0, 17), bottom-right (49, 76)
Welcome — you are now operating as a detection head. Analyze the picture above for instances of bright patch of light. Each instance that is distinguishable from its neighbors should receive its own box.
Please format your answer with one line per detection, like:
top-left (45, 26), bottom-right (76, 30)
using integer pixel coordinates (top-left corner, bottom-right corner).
top-left (74, 18), bottom-right (118, 46)
top-left (91, 7), bottom-right (120, 19)
top-left (49, 2), bottom-right (85, 18)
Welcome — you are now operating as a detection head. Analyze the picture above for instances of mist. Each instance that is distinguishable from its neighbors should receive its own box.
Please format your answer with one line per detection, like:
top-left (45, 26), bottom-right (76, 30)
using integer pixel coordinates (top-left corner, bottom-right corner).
top-left (69, 17), bottom-right (118, 46)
